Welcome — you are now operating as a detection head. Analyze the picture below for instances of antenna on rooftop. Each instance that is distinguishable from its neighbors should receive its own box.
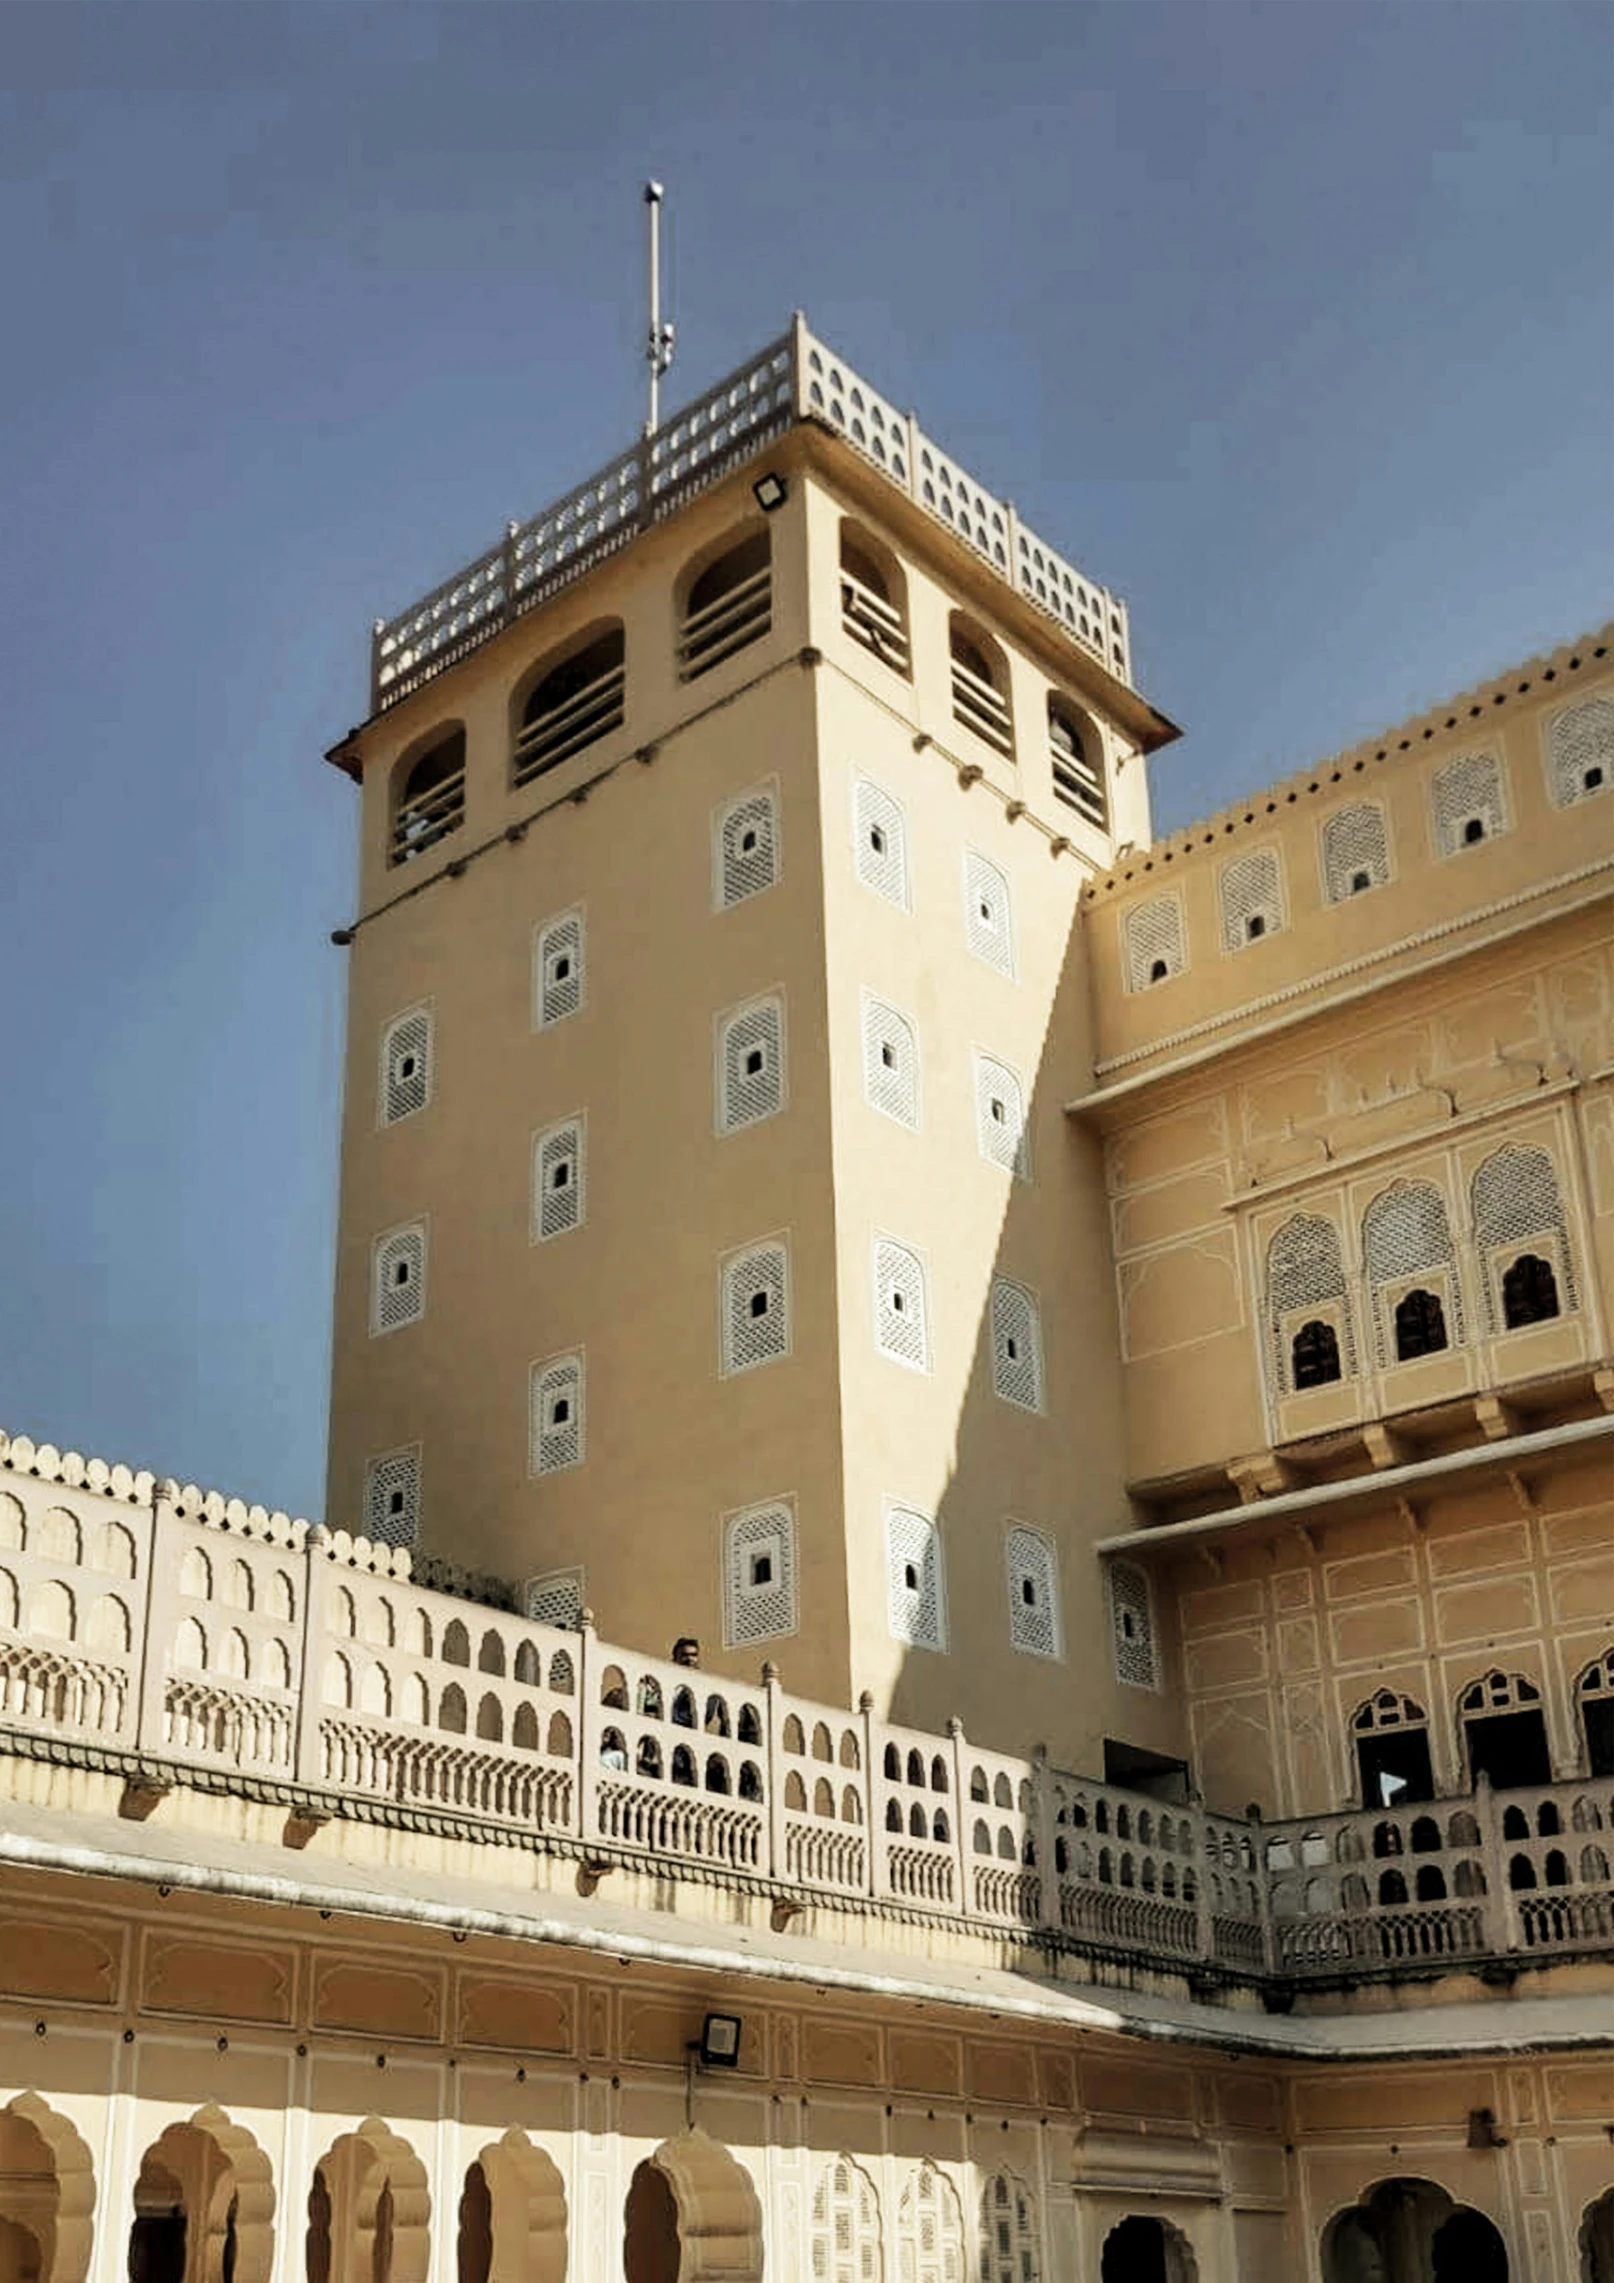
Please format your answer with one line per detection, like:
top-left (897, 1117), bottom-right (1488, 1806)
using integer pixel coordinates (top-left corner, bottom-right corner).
top-left (643, 181), bottom-right (676, 439)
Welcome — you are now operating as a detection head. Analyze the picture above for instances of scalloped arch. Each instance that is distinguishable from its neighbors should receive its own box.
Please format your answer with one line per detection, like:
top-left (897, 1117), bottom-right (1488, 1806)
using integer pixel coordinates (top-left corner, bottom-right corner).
top-left (640, 2129), bottom-right (764, 2280)
top-left (0, 2093), bottom-right (96, 2283)
top-left (136, 2106), bottom-right (275, 2283)
top-left (467, 2129), bottom-right (566, 2283)
top-left (309, 2117), bottom-right (430, 2283)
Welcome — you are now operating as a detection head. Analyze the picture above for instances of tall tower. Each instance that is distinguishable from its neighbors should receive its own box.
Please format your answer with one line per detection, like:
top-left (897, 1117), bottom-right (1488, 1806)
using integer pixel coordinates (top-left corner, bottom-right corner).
top-left (325, 317), bottom-right (1179, 1767)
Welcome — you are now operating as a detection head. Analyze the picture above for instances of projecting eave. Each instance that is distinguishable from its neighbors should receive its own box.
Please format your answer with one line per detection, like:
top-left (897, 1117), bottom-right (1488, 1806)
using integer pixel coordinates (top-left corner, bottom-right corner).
top-left (1095, 1412), bottom-right (1614, 1561)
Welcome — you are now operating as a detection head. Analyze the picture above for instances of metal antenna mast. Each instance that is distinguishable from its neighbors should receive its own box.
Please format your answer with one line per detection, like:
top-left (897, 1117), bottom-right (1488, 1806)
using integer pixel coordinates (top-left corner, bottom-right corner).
top-left (643, 181), bottom-right (676, 438)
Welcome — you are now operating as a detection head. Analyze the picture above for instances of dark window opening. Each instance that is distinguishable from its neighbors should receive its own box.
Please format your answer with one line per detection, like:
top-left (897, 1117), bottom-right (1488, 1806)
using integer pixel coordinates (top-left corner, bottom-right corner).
top-left (1394, 1287), bottom-right (1448, 1361)
top-left (1246, 913), bottom-right (1266, 940)
top-left (1463, 815), bottom-right (1486, 845)
top-left (1291, 1318), bottom-right (1342, 1388)
top-left (869, 824), bottom-right (886, 855)
top-left (1466, 1708), bottom-right (1552, 1789)
top-left (903, 1562), bottom-right (919, 1591)
top-left (1102, 1739), bottom-right (1190, 1803)
top-left (748, 1291), bottom-right (769, 1319)
top-left (1586, 765), bottom-right (1605, 791)
top-left (551, 1399), bottom-right (570, 1426)
top-left (1583, 1695), bottom-right (1614, 1779)
top-left (1356, 1726), bottom-right (1434, 1808)
top-left (880, 1043), bottom-right (895, 1067)
top-left (1502, 1252), bottom-right (1560, 1328)
top-left (1021, 1578), bottom-right (1036, 1606)
top-left (514, 625), bottom-right (626, 788)
top-left (1100, 2215), bottom-right (1171, 2283)
top-left (551, 1163), bottom-right (570, 1190)
top-left (392, 729), bottom-right (466, 868)
top-left (744, 1047), bottom-right (765, 1076)
top-left (682, 532), bottom-right (772, 682)
top-left (1148, 957), bottom-right (1168, 983)
top-left (750, 1555), bottom-right (772, 1586)
top-left (1351, 869), bottom-right (1371, 894)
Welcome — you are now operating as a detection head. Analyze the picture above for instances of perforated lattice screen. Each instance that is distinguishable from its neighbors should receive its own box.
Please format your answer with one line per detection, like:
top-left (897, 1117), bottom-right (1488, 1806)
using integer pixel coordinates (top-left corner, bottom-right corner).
top-left (372, 1224), bottom-right (426, 1335)
top-left (853, 779), bottom-right (909, 907)
top-left (535, 911), bottom-right (584, 1027)
top-left (810, 2155), bottom-right (882, 2283)
top-left (1471, 1143), bottom-right (1576, 1322)
top-left (875, 1239), bottom-right (930, 1370)
top-left (530, 1352), bottom-right (584, 1474)
top-left (722, 1242), bottom-right (790, 1373)
top-left (524, 1569), bottom-right (583, 1628)
top-left (1122, 895), bottom-right (1185, 991)
top-left (719, 997), bottom-right (784, 1132)
top-left (365, 1446), bottom-right (421, 1548)
top-left (718, 790), bottom-right (780, 907)
top-left (1320, 805), bottom-right (1391, 902)
top-left (1362, 1181), bottom-right (1462, 1354)
top-left (896, 2162), bottom-right (965, 2283)
top-left (380, 1005), bottom-right (431, 1125)
top-left (974, 1053), bottom-right (1028, 1178)
top-left (979, 2172), bottom-right (1039, 2283)
top-left (1430, 752), bottom-right (1507, 856)
top-left (1546, 695), bottom-right (1614, 808)
top-left (886, 1508), bottom-right (946, 1649)
top-left (534, 1117), bottom-right (585, 1241)
top-left (1266, 1213), bottom-right (1354, 1386)
top-left (963, 851), bottom-right (1014, 976)
top-left (1006, 1526), bottom-right (1059, 1659)
top-left (725, 1501), bottom-right (797, 1646)
top-left (990, 1278), bottom-right (1043, 1410)
top-left (1219, 847), bottom-right (1285, 950)
top-left (862, 996), bottom-right (920, 1128)
top-left (1109, 1560), bottom-right (1156, 1688)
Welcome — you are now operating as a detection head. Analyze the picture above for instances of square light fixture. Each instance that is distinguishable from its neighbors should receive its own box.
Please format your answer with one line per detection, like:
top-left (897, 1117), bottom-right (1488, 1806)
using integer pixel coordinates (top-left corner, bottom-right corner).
top-left (698, 2011), bottom-right (742, 2068)
top-left (752, 473), bottom-right (788, 513)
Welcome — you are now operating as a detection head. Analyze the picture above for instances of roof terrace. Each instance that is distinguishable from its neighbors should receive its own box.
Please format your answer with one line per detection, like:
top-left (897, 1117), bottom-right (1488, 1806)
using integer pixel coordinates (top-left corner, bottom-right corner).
top-left (370, 314), bottom-right (1133, 715)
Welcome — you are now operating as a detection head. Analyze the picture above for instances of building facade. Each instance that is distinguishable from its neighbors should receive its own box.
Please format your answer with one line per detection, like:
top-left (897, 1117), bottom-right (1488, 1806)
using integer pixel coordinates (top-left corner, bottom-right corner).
top-left (1, 318), bottom-right (1610, 2281)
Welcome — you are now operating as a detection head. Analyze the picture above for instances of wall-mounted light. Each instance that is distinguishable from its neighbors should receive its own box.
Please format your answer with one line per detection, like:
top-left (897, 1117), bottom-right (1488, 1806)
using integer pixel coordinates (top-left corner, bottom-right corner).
top-left (696, 2012), bottom-right (743, 2068)
top-left (752, 473), bottom-right (788, 513)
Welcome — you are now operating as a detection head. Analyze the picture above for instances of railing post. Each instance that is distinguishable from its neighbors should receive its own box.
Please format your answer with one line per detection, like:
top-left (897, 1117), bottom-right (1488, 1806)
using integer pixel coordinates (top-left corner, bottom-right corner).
top-left (1033, 1747), bottom-right (1061, 1932)
top-left (790, 310), bottom-right (811, 420)
top-left (574, 1608), bottom-right (602, 1852)
top-left (501, 522), bottom-right (520, 627)
top-left (861, 1692), bottom-right (889, 1900)
top-left (1190, 1794), bottom-right (1215, 1962)
top-left (133, 1485), bottom-right (182, 1759)
top-left (762, 1661), bottom-right (785, 1885)
top-left (293, 1533), bottom-right (334, 1793)
top-left (946, 1718), bottom-right (971, 1914)
top-left (1474, 1773), bottom-right (1515, 1955)
top-left (1248, 1806), bottom-right (1277, 1973)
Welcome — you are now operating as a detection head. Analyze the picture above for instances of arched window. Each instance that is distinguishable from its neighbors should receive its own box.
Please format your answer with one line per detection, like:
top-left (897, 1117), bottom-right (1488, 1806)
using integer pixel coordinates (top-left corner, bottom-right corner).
top-left (1471, 1143), bottom-right (1576, 1330)
top-left (810, 2155), bottom-right (881, 2283)
top-left (529, 1352), bottom-right (585, 1475)
top-left (1352, 1688), bottom-right (1434, 1807)
top-left (1109, 1560), bottom-right (1157, 1689)
top-left (949, 616), bottom-right (1013, 755)
top-left (840, 526), bottom-right (910, 674)
top-left (532, 1116), bottom-right (586, 1242)
top-left (390, 727), bottom-right (465, 867)
top-left (1219, 847), bottom-right (1285, 949)
top-left (679, 528), bottom-right (772, 681)
top-left (1502, 1252), bottom-right (1560, 1328)
top-left (714, 785), bottom-right (780, 908)
top-left (886, 1507), bottom-right (946, 1650)
top-left (973, 1051), bottom-right (1029, 1178)
top-left (379, 1004), bottom-right (432, 1126)
top-left (874, 1239), bottom-right (930, 1371)
top-left (853, 779), bottom-right (910, 907)
top-left (723, 1501), bottom-right (797, 1647)
top-left (1461, 1668), bottom-right (1552, 1790)
top-left (862, 994), bottom-right (920, 1129)
top-left (1576, 1649), bottom-right (1614, 1778)
top-left (1048, 698), bottom-right (1106, 827)
top-left (716, 992), bottom-right (785, 1133)
top-left (1320, 802), bottom-right (1391, 900)
top-left (1122, 893), bottom-right (1186, 991)
top-left (533, 908), bottom-right (585, 1029)
top-left (364, 1446), bottom-right (420, 1548)
top-left (719, 1240), bottom-right (791, 1374)
top-left (1267, 1214), bottom-right (1353, 1394)
top-left (512, 623), bottom-right (625, 788)
top-left (1363, 1180), bottom-right (1461, 1363)
top-left (897, 2161), bottom-right (965, 2283)
top-left (1006, 1525), bottom-right (1060, 1659)
top-left (990, 1277), bottom-right (1044, 1411)
top-left (1430, 749), bottom-right (1508, 854)
top-left (1545, 693), bottom-right (1614, 807)
top-left (370, 1222), bottom-right (427, 1336)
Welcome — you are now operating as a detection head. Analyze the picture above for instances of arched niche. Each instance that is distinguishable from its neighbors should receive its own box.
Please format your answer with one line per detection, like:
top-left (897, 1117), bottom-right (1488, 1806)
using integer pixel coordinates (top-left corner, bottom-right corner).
top-left (306, 2119), bottom-right (429, 2283)
top-left (0, 2093), bottom-right (95, 2283)
top-left (460, 2132), bottom-right (565, 2283)
top-left (132, 2107), bottom-right (275, 2283)
top-left (1099, 2211), bottom-right (1199, 2283)
top-left (623, 2131), bottom-right (764, 2283)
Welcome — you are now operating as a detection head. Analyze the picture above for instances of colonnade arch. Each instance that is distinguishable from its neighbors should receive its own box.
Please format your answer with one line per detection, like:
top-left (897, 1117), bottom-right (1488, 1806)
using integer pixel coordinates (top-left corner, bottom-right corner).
top-left (454, 2131), bottom-right (566, 2283)
top-left (0, 2094), bottom-right (95, 2283)
top-left (1099, 2212), bottom-right (1198, 2283)
top-left (1582, 2190), bottom-right (1614, 2283)
top-left (305, 2120), bottom-right (429, 2283)
top-left (1322, 2178), bottom-right (1508, 2281)
top-left (128, 2108), bottom-right (275, 2283)
top-left (622, 2131), bottom-right (763, 2283)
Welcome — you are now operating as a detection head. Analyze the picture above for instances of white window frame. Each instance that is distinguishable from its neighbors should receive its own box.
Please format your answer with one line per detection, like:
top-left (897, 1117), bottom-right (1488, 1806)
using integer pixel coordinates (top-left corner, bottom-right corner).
top-left (364, 1444), bottom-right (422, 1549)
top-left (523, 1567), bottom-right (585, 1628)
top-left (377, 1001), bottom-right (433, 1128)
top-left (861, 991), bottom-right (921, 1131)
top-left (712, 781), bottom-right (782, 911)
top-left (873, 1235), bottom-right (932, 1373)
top-left (714, 989), bottom-right (788, 1135)
top-left (885, 1503), bottom-right (948, 1651)
top-left (962, 848), bottom-right (1016, 978)
top-left (1005, 1523), bottom-right (1062, 1660)
top-left (852, 777), bottom-right (911, 909)
top-left (370, 1219), bottom-right (428, 1337)
top-left (529, 1349), bottom-right (586, 1476)
top-left (973, 1050), bottom-right (1030, 1180)
top-left (533, 906), bottom-right (587, 1030)
top-left (531, 1113), bottom-right (587, 1243)
top-left (722, 1496), bottom-right (799, 1647)
top-left (989, 1276), bottom-right (1045, 1412)
top-left (718, 1236), bottom-right (793, 1378)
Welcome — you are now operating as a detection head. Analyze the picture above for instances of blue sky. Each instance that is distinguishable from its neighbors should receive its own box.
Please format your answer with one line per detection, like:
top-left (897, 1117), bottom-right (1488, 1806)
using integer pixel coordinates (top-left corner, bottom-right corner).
top-left (1, 0), bottom-right (1609, 1519)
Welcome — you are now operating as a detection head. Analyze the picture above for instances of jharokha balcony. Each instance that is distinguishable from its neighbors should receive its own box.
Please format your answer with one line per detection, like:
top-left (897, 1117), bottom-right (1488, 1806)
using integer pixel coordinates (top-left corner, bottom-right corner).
top-left (0, 1428), bottom-right (1609, 2002)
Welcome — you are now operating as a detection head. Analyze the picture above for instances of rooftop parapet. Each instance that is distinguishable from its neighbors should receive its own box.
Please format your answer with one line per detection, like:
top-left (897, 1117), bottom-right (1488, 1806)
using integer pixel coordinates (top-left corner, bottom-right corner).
top-left (369, 316), bottom-right (1133, 715)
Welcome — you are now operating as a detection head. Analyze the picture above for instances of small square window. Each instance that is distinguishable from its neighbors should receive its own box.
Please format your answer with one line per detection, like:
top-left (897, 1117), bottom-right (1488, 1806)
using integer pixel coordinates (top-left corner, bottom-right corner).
top-left (750, 1554), bottom-right (773, 1586)
top-left (745, 1046), bottom-right (765, 1076)
top-left (749, 1289), bottom-right (769, 1319)
top-left (551, 1160), bottom-right (571, 1190)
top-left (869, 824), bottom-right (886, 856)
top-left (904, 1562), bottom-right (919, 1591)
top-left (551, 1397), bottom-right (570, 1426)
